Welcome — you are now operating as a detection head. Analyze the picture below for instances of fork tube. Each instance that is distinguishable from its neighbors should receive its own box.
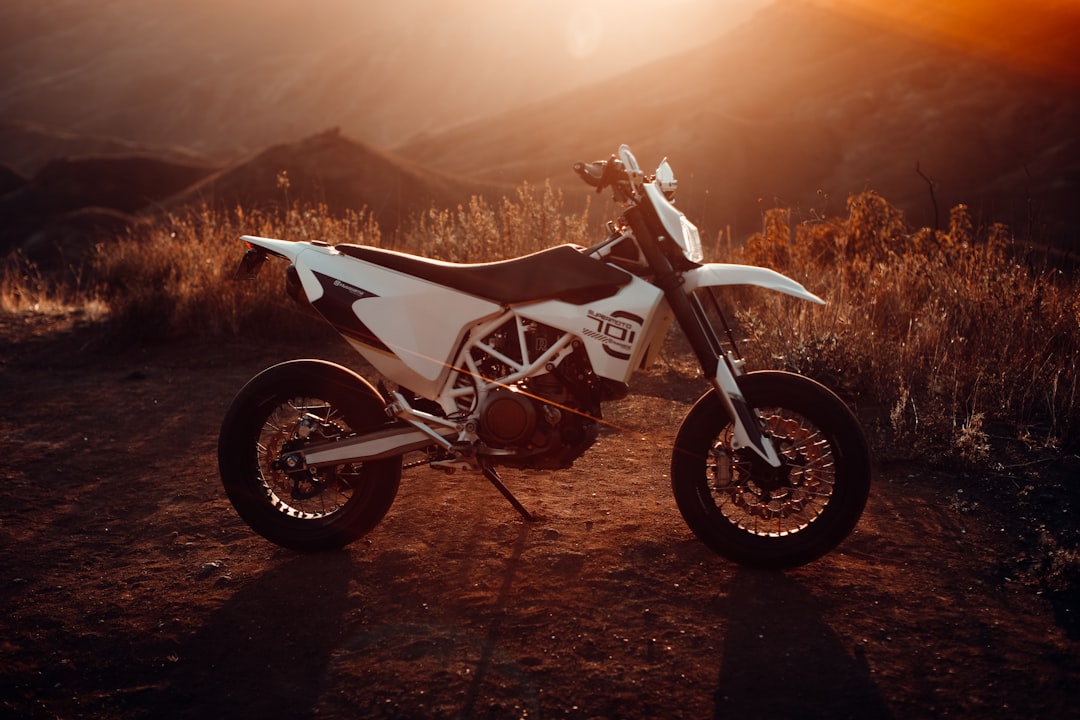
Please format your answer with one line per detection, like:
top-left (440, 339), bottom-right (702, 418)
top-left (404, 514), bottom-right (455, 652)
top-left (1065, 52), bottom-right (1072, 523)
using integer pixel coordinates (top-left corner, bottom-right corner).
top-left (624, 206), bottom-right (723, 374)
top-left (690, 291), bottom-right (727, 360)
top-left (625, 205), bottom-right (781, 467)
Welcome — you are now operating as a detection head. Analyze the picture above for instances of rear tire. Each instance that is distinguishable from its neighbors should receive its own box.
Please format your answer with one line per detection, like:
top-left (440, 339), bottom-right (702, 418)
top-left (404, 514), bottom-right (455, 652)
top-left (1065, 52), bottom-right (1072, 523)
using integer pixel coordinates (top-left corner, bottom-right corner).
top-left (218, 360), bottom-right (401, 551)
top-left (672, 371), bottom-right (870, 568)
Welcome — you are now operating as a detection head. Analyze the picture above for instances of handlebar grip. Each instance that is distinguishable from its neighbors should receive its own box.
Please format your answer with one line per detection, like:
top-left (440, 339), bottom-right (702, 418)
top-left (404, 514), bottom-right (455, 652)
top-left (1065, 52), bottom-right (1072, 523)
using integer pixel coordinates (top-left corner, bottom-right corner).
top-left (573, 155), bottom-right (624, 192)
top-left (573, 160), bottom-right (607, 189)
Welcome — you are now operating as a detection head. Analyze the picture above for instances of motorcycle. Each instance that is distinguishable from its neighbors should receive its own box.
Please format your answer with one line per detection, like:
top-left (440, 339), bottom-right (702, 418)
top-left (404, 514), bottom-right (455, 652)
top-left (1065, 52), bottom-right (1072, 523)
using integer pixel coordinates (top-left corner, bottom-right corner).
top-left (219, 145), bottom-right (870, 568)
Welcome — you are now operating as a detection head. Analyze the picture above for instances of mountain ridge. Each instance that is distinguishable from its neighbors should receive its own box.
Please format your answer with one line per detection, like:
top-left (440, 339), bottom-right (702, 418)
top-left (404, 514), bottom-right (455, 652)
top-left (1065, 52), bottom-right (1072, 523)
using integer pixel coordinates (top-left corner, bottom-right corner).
top-left (395, 0), bottom-right (1080, 243)
top-left (1, 0), bottom-right (1077, 255)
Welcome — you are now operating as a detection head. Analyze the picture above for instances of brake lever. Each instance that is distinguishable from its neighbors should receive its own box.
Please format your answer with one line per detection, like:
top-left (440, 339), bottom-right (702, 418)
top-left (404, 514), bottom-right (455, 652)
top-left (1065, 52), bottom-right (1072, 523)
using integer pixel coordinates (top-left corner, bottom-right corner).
top-left (573, 155), bottom-right (625, 193)
top-left (573, 160), bottom-right (608, 191)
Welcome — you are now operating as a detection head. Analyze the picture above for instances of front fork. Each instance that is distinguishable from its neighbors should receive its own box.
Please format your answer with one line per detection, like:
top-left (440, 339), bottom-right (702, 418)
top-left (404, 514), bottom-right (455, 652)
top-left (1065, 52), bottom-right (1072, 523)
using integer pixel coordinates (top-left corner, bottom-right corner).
top-left (685, 288), bottom-right (782, 468)
top-left (656, 279), bottom-right (783, 467)
top-left (709, 351), bottom-right (783, 467)
top-left (623, 206), bottom-right (782, 468)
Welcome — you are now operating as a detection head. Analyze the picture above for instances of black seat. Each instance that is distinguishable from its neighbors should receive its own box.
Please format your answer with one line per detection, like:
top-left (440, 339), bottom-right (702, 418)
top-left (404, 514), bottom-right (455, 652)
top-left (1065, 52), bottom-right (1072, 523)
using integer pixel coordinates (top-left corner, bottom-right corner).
top-left (336, 244), bottom-right (630, 305)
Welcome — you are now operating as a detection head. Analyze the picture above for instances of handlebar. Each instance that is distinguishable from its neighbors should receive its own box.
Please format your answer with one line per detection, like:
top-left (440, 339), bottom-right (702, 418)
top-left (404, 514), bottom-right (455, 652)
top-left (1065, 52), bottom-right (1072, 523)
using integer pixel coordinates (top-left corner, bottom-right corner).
top-left (573, 145), bottom-right (650, 202)
top-left (572, 155), bottom-right (624, 192)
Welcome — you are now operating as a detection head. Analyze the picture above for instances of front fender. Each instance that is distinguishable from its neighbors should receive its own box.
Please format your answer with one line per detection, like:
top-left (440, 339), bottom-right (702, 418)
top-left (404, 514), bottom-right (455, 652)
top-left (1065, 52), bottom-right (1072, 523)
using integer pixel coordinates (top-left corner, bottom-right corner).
top-left (682, 263), bottom-right (825, 304)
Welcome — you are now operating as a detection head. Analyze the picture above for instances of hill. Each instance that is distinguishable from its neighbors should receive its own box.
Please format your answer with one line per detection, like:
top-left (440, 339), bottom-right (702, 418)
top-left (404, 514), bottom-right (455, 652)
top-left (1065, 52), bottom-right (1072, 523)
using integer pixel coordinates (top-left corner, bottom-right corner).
top-left (0, 0), bottom-right (760, 155)
top-left (0, 147), bottom-right (219, 265)
top-left (0, 121), bottom-right (216, 177)
top-left (159, 129), bottom-right (499, 233)
top-left (0, 129), bottom-right (499, 264)
top-left (395, 0), bottom-right (1080, 245)
top-left (3, 1), bottom-right (1077, 255)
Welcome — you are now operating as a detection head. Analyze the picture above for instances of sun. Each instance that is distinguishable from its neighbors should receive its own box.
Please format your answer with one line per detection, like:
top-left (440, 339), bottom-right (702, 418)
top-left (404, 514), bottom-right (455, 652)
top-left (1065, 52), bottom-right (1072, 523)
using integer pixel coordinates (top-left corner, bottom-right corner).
top-left (560, 0), bottom-right (770, 60)
top-left (565, 5), bottom-right (605, 59)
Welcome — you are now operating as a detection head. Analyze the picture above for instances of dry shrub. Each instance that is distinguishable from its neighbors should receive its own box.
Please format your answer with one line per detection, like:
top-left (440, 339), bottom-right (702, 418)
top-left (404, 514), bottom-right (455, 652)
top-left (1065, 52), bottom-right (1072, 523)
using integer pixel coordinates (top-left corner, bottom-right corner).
top-left (735, 191), bottom-right (1079, 459)
top-left (90, 203), bottom-right (382, 343)
top-left (4, 183), bottom-right (1075, 460)
top-left (399, 181), bottom-right (592, 261)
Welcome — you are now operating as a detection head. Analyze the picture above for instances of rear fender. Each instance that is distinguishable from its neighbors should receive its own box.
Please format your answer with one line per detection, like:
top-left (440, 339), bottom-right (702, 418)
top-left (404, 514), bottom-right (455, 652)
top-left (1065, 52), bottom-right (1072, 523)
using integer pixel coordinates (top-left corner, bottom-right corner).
top-left (241, 235), bottom-right (310, 263)
top-left (241, 236), bottom-right (331, 304)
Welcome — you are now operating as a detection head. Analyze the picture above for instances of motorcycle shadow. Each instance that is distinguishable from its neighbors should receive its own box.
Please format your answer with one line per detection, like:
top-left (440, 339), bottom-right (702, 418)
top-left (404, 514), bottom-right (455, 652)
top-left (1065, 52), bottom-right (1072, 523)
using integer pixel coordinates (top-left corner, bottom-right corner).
top-left (712, 567), bottom-right (893, 720)
top-left (159, 551), bottom-right (353, 719)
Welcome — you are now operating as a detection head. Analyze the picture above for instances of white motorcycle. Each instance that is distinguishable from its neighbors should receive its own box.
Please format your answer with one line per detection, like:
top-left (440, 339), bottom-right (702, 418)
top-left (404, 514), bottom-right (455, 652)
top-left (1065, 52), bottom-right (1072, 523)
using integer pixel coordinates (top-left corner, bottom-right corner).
top-left (219, 145), bottom-right (870, 568)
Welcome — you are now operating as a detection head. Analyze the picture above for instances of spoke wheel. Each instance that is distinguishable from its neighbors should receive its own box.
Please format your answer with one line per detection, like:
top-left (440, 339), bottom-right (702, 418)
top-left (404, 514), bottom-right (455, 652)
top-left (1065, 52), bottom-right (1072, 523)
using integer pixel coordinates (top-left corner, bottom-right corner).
top-left (708, 410), bottom-right (836, 537)
top-left (672, 371), bottom-right (870, 568)
top-left (259, 398), bottom-right (360, 517)
top-left (219, 360), bottom-right (401, 551)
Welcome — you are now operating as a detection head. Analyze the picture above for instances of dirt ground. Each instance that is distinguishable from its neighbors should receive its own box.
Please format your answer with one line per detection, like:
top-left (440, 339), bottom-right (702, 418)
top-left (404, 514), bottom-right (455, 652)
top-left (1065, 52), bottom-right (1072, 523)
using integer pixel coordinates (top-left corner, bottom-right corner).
top-left (1, 310), bottom-right (1076, 720)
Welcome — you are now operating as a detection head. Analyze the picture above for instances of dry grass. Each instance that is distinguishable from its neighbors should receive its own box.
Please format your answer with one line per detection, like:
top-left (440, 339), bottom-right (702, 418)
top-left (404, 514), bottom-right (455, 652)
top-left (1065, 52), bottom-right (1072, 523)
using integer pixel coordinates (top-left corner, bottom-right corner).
top-left (23, 182), bottom-right (591, 344)
top-left (398, 181), bottom-right (592, 261)
top-left (2, 186), bottom-right (1076, 460)
top-left (3, 185), bottom-right (1076, 595)
top-left (86, 203), bottom-right (390, 343)
top-left (732, 192), bottom-right (1078, 460)
top-left (1, 253), bottom-right (105, 318)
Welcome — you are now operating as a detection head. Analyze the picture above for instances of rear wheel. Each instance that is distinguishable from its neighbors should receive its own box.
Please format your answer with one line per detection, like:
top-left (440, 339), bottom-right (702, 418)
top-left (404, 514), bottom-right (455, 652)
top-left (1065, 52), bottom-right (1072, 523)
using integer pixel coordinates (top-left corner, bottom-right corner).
top-left (218, 360), bottom-right (401, 551)
top-left (672, 371), bottom-right (870, 568)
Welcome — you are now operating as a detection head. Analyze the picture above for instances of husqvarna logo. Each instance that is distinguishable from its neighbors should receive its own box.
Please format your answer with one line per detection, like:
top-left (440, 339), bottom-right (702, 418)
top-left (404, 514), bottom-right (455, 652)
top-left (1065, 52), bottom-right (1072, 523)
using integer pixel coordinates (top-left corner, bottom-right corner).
top-left (584, 310), bottom-right (643, 360)
top-left (332, 279), bottom-right (375, 299)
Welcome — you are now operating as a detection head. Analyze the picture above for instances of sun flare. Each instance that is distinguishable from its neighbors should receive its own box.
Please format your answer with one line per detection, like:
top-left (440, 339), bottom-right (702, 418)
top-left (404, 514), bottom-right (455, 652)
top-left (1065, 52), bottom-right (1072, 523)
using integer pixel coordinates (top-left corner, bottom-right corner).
top-left (820, 0), bottom-right (1080, 82)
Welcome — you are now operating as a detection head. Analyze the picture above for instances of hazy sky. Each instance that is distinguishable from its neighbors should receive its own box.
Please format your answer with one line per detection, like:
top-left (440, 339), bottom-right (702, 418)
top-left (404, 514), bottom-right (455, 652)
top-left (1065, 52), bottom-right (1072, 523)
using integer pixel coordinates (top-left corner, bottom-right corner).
top-left (528, 0), bottom-right (771, 59)
top-left (0, 0), bottom-right (775, 149)
top-left (819, 0), bottom-right (1080, 82)
top-left (2, 0), bottom-right (1075, 154)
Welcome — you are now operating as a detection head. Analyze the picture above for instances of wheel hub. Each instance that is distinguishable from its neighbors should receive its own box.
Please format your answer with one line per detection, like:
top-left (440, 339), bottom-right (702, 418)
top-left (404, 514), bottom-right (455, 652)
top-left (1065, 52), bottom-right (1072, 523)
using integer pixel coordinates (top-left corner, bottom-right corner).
top-left (709, 428), bottom-right (823, 529)
top-left (742, 445), bottom-right (792, 493)
top-left (271, 417), bottom-right (348, 500)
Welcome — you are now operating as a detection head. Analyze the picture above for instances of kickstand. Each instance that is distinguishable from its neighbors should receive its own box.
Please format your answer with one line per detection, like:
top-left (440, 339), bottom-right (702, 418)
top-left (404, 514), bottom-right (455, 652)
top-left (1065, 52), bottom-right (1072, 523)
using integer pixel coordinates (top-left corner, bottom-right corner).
top-left (480, 463), bottom-right (535, 522)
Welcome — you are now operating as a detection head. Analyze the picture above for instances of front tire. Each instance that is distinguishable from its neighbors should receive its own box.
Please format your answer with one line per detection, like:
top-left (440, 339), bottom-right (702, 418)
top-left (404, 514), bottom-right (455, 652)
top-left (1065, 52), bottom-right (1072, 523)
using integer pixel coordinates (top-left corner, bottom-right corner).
top-left (672, 371), bottom-right (870, 568)
top-left (218, 360), bottom-right (401, 551)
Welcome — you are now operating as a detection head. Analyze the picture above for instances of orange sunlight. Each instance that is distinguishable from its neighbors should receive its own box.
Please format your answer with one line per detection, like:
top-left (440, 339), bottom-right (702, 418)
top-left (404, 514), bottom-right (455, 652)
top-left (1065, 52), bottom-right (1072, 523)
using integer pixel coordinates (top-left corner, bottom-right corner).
top-left (820, 0), bottom-right (1080, 83)
top-left (553, 0), bottom-right (768, 60)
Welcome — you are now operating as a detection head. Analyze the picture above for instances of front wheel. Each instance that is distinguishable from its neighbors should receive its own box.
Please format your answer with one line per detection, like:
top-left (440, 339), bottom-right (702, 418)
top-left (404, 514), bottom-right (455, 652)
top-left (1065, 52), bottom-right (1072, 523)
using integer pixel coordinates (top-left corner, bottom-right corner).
top-left (218, 359), bottom-right (401, 551)
top-left (672, 371), bottom-right (870, 568)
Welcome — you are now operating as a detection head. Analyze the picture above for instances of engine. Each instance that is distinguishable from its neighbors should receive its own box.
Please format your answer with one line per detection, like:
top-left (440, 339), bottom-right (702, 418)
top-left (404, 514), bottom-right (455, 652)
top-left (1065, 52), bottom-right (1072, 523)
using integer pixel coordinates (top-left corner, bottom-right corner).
top-left (477, 362), bottom-right (601, 470)
top-left (455, 316), bottom-right (629, 470)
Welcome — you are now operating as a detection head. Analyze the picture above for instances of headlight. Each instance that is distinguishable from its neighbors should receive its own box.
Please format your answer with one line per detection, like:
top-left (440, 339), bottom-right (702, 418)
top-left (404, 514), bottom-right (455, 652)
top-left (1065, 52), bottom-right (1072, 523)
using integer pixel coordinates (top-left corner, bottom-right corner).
top-left (680, 216), bottom-right (704, 263)
top-left (644, 182), bottom-right (703, 264)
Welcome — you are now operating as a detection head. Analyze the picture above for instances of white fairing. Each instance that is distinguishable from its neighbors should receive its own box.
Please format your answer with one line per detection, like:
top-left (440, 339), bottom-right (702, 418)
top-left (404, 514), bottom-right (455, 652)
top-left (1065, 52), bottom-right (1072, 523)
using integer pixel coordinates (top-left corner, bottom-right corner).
top-left (517, 273), bottom-right (668, 383)
top-left (612, 147), bottom-right (702, 263)
top-left (292, 243), bottom-right (503, 397)
top-left (645, 183), bottom-right (704, 263)
top-left (243, 235), bottom-right (671, 399)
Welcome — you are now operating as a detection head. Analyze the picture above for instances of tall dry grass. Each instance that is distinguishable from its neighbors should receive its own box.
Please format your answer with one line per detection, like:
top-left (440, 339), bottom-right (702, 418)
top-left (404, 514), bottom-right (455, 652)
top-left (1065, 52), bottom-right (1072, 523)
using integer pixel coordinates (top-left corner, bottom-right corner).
top-left (2, 184), bottom-right (1076, 459)
top-left (1, 252), bottom-right (106, 319)
top-left (398, 181), bottom-right (592, 261)
top-left (76, 181), bottom-right (590, 343)
top-left (88, 203), bottom-right (385, 342)
top-left (732, 191), bottom-right (1078, 459)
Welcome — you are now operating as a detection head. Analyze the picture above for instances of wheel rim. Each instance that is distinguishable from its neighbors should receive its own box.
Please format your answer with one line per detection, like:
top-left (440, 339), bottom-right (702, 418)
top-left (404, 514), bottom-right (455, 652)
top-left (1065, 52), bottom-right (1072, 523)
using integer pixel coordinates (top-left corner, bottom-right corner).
top-left (256, 396), bottom-right (361, 519)
top-left (706, 408), bottom-right (836, 537)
